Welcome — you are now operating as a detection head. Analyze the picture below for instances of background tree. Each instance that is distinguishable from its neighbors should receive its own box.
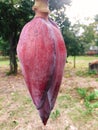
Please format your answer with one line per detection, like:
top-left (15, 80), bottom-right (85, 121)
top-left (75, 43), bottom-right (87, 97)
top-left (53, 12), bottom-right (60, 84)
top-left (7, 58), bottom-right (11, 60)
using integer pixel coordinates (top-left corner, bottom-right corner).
top-left (79, 20), bottom-right (98, 53)
top-left (0, 0), bottom-right (71, 74)
top-left (49, 0), bottom-right (84, 67)
top-left (0, 0), bottom-right (34, 74)
top-left (94, 14), bottom-right (98, 46)
top-left (82, 24), bottom-right (95, 44)
top-left (49, 0), bottom-right (71, 11)
top-left (63, 25), bottom-right (83, 67)
top-left (0, 37), bottom-right (9, 56)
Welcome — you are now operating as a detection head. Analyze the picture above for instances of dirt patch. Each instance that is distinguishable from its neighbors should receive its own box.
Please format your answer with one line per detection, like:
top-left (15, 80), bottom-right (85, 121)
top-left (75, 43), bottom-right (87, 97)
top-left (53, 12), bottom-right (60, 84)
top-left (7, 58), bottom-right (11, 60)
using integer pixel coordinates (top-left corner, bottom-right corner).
top-left (0, 66), bottom-right (98, 130)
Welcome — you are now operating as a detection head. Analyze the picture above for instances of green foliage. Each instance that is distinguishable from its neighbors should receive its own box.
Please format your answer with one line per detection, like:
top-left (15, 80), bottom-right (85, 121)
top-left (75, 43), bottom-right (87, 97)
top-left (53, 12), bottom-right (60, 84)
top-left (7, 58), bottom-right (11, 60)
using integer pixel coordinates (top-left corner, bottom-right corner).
top-left (0, 0), bottom-right (34, 40)
top-left (95, 40), bottom-right (98, 46)
top-left (96, 78), bottom-right (98, 81)
top-left (0, 0), bottom-right (35, 74)
top-left (94, 14), bottom-right (98, 46)
top-left (0, 37), bottom-right (9, 56)
top-left (0, 0), bottom-right (71, 74)
top-left (49, 0), bottom-right (82, 58)
top-left (49, 0), bottom-right (71, 11)
top-left (77, 88), bottom-right (98, 114)
top-left (88, 70), bottom-right (97, 75)
top-left (86, 92), bottom-right (96, 101)
top-left (62, 26), bottom-right (80, 56)
top-left (76, 69), bottom-right (98, 77)
top-left (51, 109), bottom-right (60, 120)
top-left (61, 22), bottom-right (85, 57)
top-left (95, 14), bottom-right (98, 22)
top-left (80, 21), bottom-right (98, 52)
top-left (82, 24), bottom-right (95, 44)
top-left (77, 88), bottom-right (87, 98)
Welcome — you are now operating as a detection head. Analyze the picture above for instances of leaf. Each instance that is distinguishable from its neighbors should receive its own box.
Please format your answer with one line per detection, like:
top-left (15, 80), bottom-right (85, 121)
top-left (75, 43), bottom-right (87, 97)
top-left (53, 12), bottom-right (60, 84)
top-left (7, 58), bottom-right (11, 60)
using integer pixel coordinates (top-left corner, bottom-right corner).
top-left (94, 89), bottom-right (98, 99)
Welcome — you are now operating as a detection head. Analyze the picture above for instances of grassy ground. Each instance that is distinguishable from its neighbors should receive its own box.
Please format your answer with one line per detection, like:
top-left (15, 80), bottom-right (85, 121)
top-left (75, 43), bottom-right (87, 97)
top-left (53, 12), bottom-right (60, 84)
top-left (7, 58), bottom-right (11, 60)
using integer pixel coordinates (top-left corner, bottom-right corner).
top-left (0, 56), bottom-right (9, 67)
top-left (0, 56), bottom-right (98, 130)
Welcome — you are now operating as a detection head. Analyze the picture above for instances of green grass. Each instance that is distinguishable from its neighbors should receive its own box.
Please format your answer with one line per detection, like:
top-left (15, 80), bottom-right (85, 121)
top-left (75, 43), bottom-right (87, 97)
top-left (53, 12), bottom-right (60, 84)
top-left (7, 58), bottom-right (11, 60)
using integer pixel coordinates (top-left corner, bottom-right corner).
top-left (68, 56), bottom-right (97, 61)
top-left (76, 69), bottom-right (98, 77)
top-left (76, 87), bottom-right (98, 114)
top-left (56, 87), bottom-right (98, 129)
top-left (96, 78), bottom-right (98, 81)
top-left (0, 56), bottom-right (9, 66)
top-left (0, 90), bottom-right (35, 130)
top-left (65, 56), bottom-right (98, 78)
top-left (67, 56), bottom-right (97, 69)
top-left (0, 55), bottom-right (97, 67)
top-left (51, 109), bottom-right (60, 120)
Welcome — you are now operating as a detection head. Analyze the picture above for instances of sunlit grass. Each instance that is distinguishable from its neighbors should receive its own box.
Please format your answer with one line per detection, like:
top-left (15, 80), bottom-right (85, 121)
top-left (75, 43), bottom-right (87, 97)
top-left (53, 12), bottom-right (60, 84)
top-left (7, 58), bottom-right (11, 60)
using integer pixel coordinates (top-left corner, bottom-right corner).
top-left (68, 56), bottom-right (97, 61)
top-left (67, 56), bottom-right (97, 69)
top-left (0, 56), bottom-right (9, 67)
top-left (64, 55), bottom-right (98, 78)
top-left (0, 55), bottom-right (97, 68)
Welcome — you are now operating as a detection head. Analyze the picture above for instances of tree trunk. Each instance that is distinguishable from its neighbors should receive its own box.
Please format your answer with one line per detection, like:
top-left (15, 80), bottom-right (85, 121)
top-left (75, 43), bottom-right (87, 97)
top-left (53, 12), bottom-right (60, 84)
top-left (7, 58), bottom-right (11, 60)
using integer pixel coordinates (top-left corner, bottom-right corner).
top-left (9, 34), bottom-right (17, 75)
top-left (10, 0), bottom-right (13, 5)
top-left (73, 56), bottom-right (76, 68)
